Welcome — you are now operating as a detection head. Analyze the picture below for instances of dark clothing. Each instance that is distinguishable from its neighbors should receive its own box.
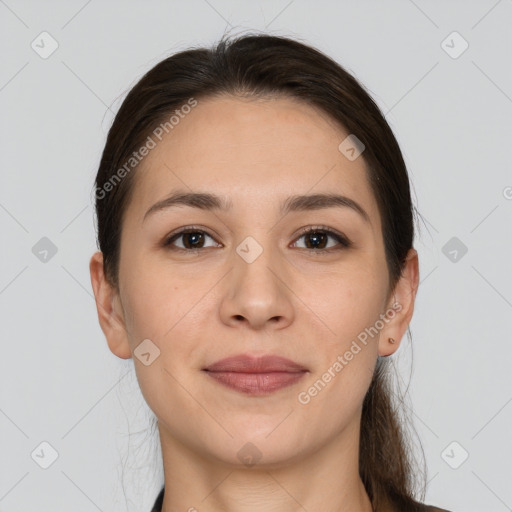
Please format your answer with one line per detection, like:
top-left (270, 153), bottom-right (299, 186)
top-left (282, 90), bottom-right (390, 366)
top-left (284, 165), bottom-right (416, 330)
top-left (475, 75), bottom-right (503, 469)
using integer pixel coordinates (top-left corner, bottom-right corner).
top-left (150, 487), bottom-right (452, 511)
top-left (150, 487), bottom-right (164, 512)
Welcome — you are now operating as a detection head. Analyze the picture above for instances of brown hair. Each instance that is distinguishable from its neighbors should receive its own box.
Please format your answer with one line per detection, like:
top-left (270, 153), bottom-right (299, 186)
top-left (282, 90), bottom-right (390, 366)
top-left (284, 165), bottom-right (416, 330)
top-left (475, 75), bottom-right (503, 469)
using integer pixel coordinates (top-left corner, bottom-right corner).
top-left (92, 33), bottom-right (426, 510)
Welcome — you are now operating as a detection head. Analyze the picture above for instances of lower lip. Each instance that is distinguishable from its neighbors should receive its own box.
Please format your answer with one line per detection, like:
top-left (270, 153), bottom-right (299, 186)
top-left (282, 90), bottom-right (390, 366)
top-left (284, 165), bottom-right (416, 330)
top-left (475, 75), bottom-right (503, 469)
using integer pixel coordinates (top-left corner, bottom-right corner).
top-left (204, 370), bottom-right (307, 395)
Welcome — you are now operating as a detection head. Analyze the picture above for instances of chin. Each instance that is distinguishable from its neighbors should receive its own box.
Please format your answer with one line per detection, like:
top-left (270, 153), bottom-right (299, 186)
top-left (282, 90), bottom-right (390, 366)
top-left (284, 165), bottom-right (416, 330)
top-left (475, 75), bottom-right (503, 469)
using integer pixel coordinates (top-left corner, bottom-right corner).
top-left (208, 431), bottom-right (311, 470)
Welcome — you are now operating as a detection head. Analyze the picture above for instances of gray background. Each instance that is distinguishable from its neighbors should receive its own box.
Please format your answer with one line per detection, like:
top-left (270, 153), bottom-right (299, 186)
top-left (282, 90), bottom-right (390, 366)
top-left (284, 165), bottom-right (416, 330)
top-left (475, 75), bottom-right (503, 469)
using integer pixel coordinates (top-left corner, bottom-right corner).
top-left (1, 1), bottom-right (511, 511)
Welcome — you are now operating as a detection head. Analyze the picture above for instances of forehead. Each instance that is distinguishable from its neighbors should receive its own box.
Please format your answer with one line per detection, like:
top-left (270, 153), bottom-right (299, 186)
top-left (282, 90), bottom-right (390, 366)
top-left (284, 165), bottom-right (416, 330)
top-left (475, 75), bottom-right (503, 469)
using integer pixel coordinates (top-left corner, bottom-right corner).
top-left (126, 95), bottom-right (380, 230)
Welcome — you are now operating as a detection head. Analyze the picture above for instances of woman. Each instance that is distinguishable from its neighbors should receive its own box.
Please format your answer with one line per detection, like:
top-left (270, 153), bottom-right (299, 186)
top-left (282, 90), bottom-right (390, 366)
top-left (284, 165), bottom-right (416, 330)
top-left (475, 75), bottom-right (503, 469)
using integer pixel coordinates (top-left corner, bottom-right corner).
top-left (89, 33), bottom-right (452, 512)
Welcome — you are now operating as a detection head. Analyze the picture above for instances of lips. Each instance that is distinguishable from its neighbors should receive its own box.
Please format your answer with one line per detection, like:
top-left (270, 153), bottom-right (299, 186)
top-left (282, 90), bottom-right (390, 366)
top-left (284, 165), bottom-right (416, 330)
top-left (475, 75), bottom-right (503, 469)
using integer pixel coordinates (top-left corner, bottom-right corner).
top-left (204, 354), bottom-right (307, 373)
top-left (203, 354), bottom-right (308, 395)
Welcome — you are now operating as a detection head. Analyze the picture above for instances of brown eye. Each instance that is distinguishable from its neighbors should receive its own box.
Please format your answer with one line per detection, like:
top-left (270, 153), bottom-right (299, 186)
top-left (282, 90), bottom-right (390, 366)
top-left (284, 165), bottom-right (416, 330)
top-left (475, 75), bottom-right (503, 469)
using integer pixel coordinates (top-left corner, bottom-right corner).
top-left (164, 229), bottom-right (219, 250)
top-left (292, 227), bottom-right (351, 252)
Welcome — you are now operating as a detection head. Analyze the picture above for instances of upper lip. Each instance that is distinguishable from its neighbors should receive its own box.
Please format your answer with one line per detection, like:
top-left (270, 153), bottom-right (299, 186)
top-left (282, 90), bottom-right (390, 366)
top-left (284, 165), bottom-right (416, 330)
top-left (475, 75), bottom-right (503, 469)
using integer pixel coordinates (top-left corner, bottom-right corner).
top-left (203, 354), bottom-right (308, 373)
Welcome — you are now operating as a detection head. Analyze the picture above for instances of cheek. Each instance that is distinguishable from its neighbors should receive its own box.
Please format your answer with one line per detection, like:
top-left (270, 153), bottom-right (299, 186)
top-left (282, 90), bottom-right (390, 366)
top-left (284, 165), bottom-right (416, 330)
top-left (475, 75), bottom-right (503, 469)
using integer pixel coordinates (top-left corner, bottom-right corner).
top-left (120, 271), bottom-right (202, 419)
top-left (298, 262), bottom-right (387, 346)
top-left (119, 254), bottom-right (190, 343)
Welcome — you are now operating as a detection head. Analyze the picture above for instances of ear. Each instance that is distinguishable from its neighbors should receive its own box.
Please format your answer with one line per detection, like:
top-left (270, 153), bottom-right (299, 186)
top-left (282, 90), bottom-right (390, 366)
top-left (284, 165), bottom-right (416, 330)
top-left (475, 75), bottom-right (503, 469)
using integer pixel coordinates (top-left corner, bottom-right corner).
top-left (378, 248), bottom-right (419, 357)
top-left (89, 251), bottom-right (132, 359)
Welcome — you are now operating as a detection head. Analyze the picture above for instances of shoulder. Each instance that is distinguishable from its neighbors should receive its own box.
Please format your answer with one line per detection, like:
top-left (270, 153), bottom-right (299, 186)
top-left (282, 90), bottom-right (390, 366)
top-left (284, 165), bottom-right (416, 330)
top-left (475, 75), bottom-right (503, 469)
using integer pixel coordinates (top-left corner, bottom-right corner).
top-left (388, 497), bottom-right (453, 512)
top-left (150, 487), bottom-right (164, 512)
top-left (416, 503), bottom-right (453, 512)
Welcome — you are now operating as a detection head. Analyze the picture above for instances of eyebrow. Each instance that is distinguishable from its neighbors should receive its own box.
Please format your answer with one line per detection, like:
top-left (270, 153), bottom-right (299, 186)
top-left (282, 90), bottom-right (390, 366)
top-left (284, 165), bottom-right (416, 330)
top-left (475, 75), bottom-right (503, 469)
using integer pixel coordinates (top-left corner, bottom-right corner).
top-left (143, 190), bottom-right (371, 224)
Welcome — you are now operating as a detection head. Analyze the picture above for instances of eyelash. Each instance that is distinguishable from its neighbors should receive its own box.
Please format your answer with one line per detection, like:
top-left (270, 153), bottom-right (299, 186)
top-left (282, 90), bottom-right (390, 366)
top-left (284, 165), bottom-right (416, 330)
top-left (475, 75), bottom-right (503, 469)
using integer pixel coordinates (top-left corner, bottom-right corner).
top-left (162, 225), bottom-right (352, 254)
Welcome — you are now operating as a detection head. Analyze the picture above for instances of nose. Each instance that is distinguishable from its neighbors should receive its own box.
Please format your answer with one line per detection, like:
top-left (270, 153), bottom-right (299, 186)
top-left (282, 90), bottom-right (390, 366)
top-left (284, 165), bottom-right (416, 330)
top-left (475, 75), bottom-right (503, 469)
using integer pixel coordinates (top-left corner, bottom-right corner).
top-left (218, 241), bottom-right (295, 331)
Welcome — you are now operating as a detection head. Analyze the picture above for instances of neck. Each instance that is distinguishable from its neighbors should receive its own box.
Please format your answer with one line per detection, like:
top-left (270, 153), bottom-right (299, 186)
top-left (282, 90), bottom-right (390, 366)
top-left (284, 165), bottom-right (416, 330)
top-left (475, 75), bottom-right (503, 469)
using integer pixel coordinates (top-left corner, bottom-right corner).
top-left (158, 417), bottom-right (373, 512)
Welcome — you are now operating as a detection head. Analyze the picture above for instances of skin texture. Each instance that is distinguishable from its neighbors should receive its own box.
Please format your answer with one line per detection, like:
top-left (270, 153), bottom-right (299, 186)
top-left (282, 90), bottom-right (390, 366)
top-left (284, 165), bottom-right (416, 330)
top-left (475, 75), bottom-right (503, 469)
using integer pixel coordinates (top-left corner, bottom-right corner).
top-left (90, 95), bottom-right (419, 512)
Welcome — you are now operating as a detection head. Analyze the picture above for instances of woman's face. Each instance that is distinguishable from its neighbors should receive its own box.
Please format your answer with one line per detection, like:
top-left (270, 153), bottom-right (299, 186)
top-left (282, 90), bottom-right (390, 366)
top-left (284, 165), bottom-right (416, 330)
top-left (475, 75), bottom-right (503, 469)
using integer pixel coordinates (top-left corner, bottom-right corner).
top-left (93, 95), bottom-right (416, 467)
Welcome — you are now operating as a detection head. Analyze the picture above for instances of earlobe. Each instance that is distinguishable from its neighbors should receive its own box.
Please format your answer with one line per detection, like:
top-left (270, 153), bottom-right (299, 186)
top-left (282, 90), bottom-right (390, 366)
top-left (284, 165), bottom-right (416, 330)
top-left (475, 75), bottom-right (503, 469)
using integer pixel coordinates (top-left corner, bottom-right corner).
top-left (378, 248), bottom-right (419, 357)
top-left (89, 251), bottom-right (132, 360)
